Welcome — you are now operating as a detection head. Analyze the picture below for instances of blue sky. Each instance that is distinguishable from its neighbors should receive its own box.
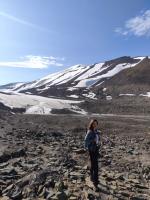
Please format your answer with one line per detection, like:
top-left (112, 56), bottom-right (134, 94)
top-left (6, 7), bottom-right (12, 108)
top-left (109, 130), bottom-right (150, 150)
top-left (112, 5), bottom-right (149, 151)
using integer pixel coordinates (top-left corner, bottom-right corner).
top-left (0, 0), bottom-right (150, 85)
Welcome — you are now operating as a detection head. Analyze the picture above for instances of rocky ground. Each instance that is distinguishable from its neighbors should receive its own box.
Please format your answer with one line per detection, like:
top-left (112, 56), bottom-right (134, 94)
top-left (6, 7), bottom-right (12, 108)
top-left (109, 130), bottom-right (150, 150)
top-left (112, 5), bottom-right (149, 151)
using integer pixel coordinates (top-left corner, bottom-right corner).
top-left (80, 96), bottom-right (150, 115)
top-left (0, 112), bottom-right (150, 200)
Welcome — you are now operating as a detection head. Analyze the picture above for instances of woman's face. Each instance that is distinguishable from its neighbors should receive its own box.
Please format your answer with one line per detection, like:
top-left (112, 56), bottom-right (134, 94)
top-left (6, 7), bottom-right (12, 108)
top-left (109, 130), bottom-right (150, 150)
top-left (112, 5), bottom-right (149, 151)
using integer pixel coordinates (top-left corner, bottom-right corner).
top-left (93, 121), bottom-right (98, 129)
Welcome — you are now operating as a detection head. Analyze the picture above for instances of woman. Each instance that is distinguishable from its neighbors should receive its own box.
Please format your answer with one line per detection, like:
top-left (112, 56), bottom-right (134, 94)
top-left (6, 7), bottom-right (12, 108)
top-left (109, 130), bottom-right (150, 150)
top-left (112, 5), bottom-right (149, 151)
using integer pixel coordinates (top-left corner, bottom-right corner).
top-left (84, 119), bottom-right (100, 188)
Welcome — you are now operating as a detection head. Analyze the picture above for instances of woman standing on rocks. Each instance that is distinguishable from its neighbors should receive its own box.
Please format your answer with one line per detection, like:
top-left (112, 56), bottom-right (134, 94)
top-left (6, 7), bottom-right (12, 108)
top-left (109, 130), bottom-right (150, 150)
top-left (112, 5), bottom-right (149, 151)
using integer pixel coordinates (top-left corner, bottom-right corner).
top-left (84, 119), bottom-right (100, 188)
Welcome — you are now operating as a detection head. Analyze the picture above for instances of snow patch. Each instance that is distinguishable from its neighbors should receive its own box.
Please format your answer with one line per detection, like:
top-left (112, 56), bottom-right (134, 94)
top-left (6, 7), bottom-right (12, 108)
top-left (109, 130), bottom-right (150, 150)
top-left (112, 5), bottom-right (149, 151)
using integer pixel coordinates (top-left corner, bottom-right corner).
top-left (70, 105), bottom-right (87, 115)
top-left (103, 88), bottom-right (107, 92)
top-left (134, 56), bottom-right (145, 60)
top-left (139, 92), bottom-right (150, 97)
top-left (67, 87), bottom-right (78, 91)
top-left (96, 81), bottom-right (105, 86)
top-left (0, 92), bottom-right (85, 114)
top-left (67, 95), bottom-right (79, 98)
top-left (119, 94), bottom-right (136, 96)
top-left (76, 63), bottom-right (104, 81)
top-left (82, 92), bottom-right (97, 100)
top-left (106, 96), bottom-right (112, 100)
top-left (26, 104), bottom-right (52, 114)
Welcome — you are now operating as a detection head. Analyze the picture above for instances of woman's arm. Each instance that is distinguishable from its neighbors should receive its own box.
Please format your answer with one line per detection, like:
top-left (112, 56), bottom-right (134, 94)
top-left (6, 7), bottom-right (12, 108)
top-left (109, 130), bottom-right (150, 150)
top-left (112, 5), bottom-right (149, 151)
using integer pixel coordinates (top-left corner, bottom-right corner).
top-left (84, 130), bottom-right (93, 150)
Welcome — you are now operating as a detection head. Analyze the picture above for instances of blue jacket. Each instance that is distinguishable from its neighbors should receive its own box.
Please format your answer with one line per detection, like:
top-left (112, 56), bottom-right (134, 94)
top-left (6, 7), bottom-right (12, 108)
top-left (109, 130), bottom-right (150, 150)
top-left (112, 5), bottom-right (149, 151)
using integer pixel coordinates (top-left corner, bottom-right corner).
top-left (84, 129), bottom-right (100, 151)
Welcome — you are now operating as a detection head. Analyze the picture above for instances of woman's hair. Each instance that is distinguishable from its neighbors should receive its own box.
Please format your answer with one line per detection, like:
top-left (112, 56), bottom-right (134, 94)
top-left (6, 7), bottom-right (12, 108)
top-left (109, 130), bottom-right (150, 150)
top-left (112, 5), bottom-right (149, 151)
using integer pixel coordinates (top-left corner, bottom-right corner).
top-left (88, 119), bottom-right (98, 131)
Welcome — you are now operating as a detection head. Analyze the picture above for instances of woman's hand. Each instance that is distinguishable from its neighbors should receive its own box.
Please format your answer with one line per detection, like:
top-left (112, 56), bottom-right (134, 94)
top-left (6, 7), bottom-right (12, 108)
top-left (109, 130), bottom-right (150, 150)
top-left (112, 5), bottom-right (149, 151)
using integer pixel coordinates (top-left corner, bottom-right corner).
top-left (92, 139), bottom-right (96, 144)
top-left (94, 138), bottom-right (97, 142)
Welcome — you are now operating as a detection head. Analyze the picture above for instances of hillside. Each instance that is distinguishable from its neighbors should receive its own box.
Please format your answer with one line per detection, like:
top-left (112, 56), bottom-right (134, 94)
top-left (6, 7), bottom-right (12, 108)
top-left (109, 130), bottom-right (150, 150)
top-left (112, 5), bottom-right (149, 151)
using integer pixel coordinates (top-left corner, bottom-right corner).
top-left (0, 56), bottom-right (147, 98)
top-left (100, 57), bottom-right (150, 95)
top-left (0, 56), bottom-right (150, 115)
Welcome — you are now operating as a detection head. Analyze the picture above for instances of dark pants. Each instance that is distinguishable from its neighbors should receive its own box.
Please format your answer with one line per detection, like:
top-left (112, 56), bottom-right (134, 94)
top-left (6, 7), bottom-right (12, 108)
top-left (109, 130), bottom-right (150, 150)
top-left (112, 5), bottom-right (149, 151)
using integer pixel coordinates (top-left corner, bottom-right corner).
top-left (89, 148), bottom-right (99, 185)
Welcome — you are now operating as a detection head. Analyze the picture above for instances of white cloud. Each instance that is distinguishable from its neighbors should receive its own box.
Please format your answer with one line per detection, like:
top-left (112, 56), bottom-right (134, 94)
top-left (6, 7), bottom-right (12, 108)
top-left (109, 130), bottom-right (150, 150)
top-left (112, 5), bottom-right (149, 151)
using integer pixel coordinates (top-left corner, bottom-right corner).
top-left (0, 55), bottom-right (65, 69)
top-left (115, 10), bottom-right (150, 37)
top-left (0, 11), bottom-right (54, 33)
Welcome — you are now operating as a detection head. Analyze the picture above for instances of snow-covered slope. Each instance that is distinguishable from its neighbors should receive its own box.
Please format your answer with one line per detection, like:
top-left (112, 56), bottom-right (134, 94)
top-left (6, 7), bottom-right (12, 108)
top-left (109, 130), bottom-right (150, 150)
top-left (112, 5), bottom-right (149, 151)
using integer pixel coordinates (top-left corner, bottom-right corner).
top-left (0, 92), bottom-right (86, 114)
top-left (0, 56), bottom-right (147, 99)
top-left (0, 82), bottom-right (25, 92)
top-left (14, 64), bottom-right (90, 92)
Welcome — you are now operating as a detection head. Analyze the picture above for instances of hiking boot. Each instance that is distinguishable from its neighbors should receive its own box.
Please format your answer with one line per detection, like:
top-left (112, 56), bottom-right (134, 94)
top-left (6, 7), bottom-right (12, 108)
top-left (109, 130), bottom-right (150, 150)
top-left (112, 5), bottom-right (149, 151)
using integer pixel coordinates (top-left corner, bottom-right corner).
top-left (94, 185), bottom-right (100, 192)
top-left (93, 180), bottom-right (99, 185)
top-left (93, 180), bottom-right (99, 187)
top-left (90, 175), bottom-right (94, 182)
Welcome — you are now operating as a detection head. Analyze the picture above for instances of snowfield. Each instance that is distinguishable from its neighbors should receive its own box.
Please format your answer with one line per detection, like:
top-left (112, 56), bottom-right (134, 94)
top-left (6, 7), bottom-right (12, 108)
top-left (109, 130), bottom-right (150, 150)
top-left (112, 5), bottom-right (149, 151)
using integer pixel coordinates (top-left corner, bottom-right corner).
top-left (0, 92), bottom-right (86, 115)
top-left (139, 92), bottom-right (150, 98)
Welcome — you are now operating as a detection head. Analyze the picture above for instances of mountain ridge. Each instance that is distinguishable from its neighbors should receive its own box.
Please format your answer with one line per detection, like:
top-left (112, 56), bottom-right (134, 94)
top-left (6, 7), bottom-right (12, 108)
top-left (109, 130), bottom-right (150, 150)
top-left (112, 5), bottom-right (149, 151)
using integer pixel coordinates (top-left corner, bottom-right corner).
top-left (0, 56), bottom-right (149, 100)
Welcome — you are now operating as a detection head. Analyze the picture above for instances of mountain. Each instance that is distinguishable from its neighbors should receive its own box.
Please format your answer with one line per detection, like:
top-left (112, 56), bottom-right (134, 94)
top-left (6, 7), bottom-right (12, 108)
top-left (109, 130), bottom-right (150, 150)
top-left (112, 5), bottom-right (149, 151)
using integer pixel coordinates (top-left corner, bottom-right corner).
top-left (0, 82), bottom-right (25, 90)
top-left (1, 56), bottom-right (149, 99)
top-left (101, 56), bottom-right (150, 96)
top-left (0, 55), bottom-right (150, 115)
